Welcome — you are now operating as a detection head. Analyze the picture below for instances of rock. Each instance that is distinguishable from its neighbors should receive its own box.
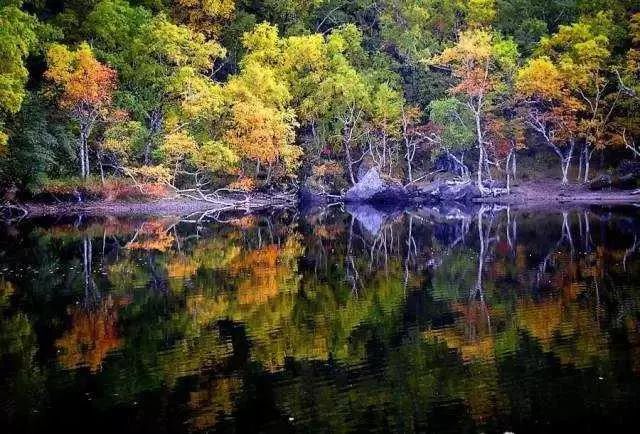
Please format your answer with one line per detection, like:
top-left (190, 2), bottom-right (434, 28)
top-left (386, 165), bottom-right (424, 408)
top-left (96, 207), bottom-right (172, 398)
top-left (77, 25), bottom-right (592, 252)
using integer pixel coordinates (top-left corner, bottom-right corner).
top-left (346, 203), bottom-right (389, 236)
top-left (589, 161), bottom-right (640, 191)
top-left (589, 175), bottom-right (612, 191)
top-left (356, 158), bottom-right (377, 181)
top-left (589, 173), bottom-right (639, 191)
top-left (408, 180), bottom-right (444, 197)
top-left (440, 182), bottom-right (482, 202)
top-left (344, 168), bottom-right (481, 204)
top-left (616, 174), bottom-right (640, 189)
top-left (345, 167), bottom-right (407, 203)
top-left (483, 179), bottom-right (507, 189)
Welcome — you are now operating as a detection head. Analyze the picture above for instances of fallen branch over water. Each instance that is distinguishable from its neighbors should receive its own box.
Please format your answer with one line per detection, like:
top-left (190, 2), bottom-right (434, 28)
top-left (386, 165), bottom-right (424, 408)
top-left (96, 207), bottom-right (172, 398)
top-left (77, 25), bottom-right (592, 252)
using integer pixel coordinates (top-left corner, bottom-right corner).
top-left (170, 186), bottom-right (298, 211)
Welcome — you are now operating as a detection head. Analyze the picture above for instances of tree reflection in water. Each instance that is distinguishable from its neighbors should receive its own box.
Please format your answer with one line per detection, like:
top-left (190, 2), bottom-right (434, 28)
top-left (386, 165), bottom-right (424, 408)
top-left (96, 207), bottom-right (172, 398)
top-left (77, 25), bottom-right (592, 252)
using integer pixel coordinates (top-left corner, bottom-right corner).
top-left (1, 205), bottom-right (640, 432)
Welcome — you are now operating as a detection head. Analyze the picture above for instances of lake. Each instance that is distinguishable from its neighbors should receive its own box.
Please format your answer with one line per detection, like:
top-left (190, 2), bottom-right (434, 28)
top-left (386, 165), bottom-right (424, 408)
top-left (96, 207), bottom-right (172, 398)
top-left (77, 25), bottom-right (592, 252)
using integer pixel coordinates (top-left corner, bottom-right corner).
top-left (2, 204), bottom-right (640, 433)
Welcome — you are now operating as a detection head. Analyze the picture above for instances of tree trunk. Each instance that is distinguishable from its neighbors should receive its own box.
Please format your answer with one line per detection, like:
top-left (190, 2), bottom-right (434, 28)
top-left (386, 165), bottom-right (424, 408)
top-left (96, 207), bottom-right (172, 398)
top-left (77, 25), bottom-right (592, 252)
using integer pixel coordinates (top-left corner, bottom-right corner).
top-left (512, 150), bottom-right (517, 183)
top-left (577, 144), bottom-right (583, 181)
top-left (477, 144), bottom-right (484, 191)
top-left (144, 109), bottom-right (163, 165)
top-left (79, 132), bottom-right (86, 179)
top-left (99, 155), bottom-right (105, 185)
top-left (405, 150), bottom-right (413, 184)
top-left (553, 140), bottom-right (574, 185)
top-left (583, 143), bottom-right (591, 183)
top-left (506, 150), bottom-right (513, 194)
top-left (474, 105), bottom-right (486, 194)
top-left (344, 137), bottom-right (356, 185)
top-left (84, 138), bottom-right (90, 178)
top-left (265, 162), bottom-right (273, 185)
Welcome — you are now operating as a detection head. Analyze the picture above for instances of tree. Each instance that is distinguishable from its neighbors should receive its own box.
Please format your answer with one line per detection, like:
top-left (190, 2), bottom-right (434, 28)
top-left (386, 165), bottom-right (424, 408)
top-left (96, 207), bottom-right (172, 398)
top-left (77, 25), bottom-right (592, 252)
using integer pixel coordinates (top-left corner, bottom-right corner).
top-left (401, 105), bottom-right (428, 184)
top-left (516, 57), bottom-right (581, 184)
top-left (171, 0), bottom-right (236, 39)
top-left (0, 2), bottom-right (41, 152)
top-left (45, 43), bottom-right (117, 179)
top-left (0, 93), bottom-right (72, 190)
top-left (432, 29), bottom-right (519, 193)
top-left (85, 1), bottom-right (225, 165)
top-left (222, 24), bottom-right (300, 183)
top-left (615, 12), bottom-right (640, 157)
top-left (427, 97), bottom-right (476, 180)
top-left (537, 13), bottom-right (619, 182)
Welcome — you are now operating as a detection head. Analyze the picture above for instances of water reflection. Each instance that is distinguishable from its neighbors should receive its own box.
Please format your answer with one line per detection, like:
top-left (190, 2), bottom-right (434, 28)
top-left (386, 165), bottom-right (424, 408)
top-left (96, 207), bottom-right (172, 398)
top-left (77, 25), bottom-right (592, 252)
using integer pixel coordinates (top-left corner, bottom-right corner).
top-left (1, 205), bottom-right (640, 433)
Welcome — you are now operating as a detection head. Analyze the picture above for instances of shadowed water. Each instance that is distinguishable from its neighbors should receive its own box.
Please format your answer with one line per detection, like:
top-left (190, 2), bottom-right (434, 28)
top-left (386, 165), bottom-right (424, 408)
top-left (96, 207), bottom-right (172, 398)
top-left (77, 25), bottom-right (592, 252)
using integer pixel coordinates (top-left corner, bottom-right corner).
top-left (2, 204), bottom-right (640, 433)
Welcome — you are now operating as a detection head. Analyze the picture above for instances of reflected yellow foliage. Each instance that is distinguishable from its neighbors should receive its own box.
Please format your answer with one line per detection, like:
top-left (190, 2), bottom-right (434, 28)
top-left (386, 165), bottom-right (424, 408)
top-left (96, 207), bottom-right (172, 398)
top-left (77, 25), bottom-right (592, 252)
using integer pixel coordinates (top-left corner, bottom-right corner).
top-left (425, 301), bottom-right (496, 362)
top-left (127, 220), bottom-right (177, 252)
top-left (0, 278), bottom-right (15, 307)
top-left (56, 295), bottom-right (128, 372)
top-left (188, 376), bottom-right (243, 431)
top-left (516, 299), bottom-right (563, 347)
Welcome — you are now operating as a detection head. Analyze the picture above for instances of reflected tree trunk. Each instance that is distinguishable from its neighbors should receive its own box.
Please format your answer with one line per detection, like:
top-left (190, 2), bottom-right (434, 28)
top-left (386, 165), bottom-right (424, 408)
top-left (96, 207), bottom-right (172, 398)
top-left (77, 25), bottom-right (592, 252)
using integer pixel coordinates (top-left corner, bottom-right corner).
top-left (404, 215), bottom-right (415, 293)
top-left (82, 236), bottom-right (99, 307)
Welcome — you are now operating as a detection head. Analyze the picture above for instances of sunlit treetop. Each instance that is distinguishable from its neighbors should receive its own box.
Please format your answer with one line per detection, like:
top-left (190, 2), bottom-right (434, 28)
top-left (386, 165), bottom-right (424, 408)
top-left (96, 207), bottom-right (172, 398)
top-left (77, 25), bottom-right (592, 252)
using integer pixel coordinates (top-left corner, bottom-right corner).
top-left (515, 57), bottom-right (565, 101)
top-left (433, 29), bottom-right (519, 99)
top-left (0, 2), bottom-right (48, 150)
top-left (537, 12), bottom-right (612, 88)
top-left (44, 43), bottom-right (118, 111)
top-left (172, 0), bottom-right (236, 38)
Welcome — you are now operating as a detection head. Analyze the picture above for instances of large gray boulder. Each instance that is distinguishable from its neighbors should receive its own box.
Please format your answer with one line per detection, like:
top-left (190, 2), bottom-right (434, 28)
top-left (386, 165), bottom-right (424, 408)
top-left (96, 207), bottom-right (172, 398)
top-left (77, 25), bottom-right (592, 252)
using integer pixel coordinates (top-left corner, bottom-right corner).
top-left (438, 182), bottom-right (481, 202)
top-left (345, 167), bottom-right (407, 203)
top-left (346, 203), bottom-right (390, 236)
top-left (408, 179), bottom-right (481, 203)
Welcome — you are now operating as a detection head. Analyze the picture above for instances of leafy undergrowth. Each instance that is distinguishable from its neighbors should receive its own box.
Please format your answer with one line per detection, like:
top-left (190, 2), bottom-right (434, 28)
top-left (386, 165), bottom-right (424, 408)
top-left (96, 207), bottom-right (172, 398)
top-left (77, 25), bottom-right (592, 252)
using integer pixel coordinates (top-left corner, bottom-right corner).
top-left (34, 177), bottom-right (171, 203)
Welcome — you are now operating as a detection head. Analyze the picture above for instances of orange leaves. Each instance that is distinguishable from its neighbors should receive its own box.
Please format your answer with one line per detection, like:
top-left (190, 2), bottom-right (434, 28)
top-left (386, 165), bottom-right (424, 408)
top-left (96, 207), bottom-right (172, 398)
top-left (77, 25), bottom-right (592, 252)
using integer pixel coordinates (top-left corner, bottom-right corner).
top-left (434, 29), bottom-right (496, 99)
top-left (485, 114), bottom-right (525, 157)
top-left (228, 176), bottom-right (256, 191)
top-left (56, 295), bottom-right (126, 372)
top-left (126, 220), bottom-right (178, 252)
top-left (45, 43), bottom-right (117, 112)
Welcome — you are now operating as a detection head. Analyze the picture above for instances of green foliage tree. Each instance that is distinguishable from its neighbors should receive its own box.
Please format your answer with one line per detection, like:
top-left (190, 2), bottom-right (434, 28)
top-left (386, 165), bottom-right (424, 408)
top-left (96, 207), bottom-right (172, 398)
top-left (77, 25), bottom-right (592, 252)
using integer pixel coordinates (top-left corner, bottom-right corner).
top-left (0, 1), bottom-right (41, 152)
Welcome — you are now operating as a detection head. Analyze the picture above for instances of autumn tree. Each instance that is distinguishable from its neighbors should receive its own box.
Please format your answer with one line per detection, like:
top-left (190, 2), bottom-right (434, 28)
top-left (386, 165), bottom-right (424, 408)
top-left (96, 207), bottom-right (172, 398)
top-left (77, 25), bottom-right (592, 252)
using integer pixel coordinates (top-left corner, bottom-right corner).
top-left (171, 0), bottom-right (236, 39)
top-left (222, 23), bottom-right (300, 183)
top-left (45, 43), bottom-right (117, 179)
top-left (616, 12), bottom-right (640, 157)
top-left (537, 13), bottom-right (620, 182)
top-left (432, 29), bottom-right (519, 193)
top-left (401, 105), bottom-right (429, 184)
top-left (85, 1), bottom-right (226, 165)
top-left (516, 57), bottom-right (581, 184)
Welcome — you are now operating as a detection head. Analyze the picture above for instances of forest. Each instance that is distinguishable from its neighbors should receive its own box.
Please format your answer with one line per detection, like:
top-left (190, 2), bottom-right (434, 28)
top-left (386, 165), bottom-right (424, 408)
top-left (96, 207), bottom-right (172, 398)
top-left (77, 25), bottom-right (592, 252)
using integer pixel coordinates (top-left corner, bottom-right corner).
top-left (1, 0), bottom-right (640, 202)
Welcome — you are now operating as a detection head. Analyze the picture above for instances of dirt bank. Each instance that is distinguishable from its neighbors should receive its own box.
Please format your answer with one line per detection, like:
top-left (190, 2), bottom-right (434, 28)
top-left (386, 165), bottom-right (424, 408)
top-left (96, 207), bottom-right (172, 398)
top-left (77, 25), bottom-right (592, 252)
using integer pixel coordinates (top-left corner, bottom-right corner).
top-left (4, 181), bottom-right (640, 219)
top-left (477, 180), bottom-right (640, 206)
top-left (9, 192), bottom-right (296, 218)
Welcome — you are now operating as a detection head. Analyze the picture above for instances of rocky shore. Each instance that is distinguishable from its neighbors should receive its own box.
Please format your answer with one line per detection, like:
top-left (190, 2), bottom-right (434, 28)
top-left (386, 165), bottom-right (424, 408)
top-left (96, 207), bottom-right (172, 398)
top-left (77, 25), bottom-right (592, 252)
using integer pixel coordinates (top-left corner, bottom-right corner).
top-left (4, 167), bottom-right (640, 220)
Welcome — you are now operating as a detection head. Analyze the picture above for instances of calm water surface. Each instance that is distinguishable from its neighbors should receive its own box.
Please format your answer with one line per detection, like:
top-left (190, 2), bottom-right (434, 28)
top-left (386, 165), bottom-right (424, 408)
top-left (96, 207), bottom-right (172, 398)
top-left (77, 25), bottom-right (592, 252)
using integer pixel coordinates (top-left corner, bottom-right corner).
top-left (2, 205), bottom-right (640, 433)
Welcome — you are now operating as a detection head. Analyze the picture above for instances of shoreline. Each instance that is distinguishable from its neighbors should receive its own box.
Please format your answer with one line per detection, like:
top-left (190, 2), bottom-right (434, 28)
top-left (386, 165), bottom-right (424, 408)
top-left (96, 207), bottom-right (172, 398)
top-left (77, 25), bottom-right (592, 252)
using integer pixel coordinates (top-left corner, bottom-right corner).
top-left (474, 181), bottom-right (640, 206)
top-left (9, 193), bottom-right (297, 218)
top-left (4, 181), bottom-right (640, 218)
